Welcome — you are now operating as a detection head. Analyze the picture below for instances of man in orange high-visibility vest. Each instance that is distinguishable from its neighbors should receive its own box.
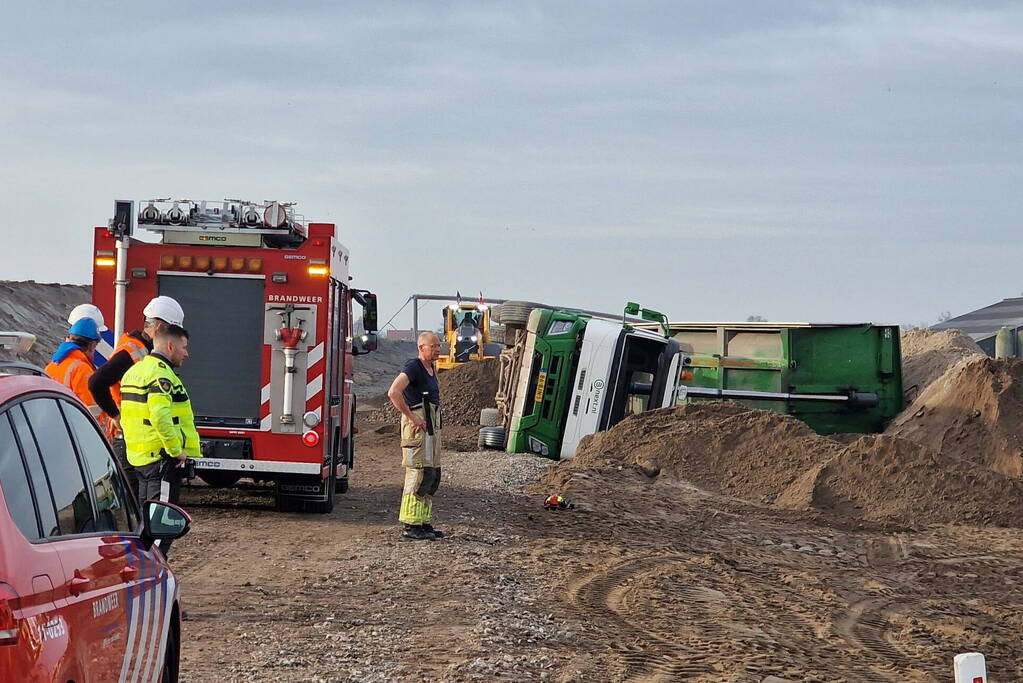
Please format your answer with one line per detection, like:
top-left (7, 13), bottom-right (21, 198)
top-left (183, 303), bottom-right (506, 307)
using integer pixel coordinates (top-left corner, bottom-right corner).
top-left (45, 318), bottom-right (103, 418)
top-left (89, 296), bottom-right (185, 493)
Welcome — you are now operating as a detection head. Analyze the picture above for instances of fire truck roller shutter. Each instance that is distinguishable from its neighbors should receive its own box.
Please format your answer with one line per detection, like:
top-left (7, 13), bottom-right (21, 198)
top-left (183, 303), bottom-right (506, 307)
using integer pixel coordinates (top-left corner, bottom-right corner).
top-left (157, 275), bottom-right (265, 426)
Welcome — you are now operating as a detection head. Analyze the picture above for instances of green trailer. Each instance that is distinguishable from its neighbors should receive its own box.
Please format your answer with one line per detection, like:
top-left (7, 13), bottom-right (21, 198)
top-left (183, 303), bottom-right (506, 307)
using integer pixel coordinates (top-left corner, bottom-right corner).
top-left (663, 322), bottom-right (903, 434)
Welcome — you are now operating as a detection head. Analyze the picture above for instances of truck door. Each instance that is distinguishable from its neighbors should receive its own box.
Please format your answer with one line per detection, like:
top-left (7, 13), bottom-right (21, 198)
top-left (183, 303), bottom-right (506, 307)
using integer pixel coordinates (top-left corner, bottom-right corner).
top-left (601, 335), bottom-right (680, 429)
top-left (158, 274), bottom-right (265, 428)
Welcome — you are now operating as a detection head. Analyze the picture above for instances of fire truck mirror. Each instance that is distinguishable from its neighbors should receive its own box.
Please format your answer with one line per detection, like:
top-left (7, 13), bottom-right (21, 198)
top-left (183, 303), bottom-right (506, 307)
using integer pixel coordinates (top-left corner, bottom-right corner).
top-left (353, 332), bottom-right (378, 355)
top-left (110, 199), bottom-right (134, 238)
top-left (361, 293), bottom-right (378, 332)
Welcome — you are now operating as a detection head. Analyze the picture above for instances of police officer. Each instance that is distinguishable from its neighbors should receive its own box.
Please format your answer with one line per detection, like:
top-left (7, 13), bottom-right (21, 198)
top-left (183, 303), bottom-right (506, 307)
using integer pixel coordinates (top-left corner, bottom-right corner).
top-left (119, 323), bottom-right (199, 555)
top-left (386, 331), bottom-right (444, 541)
top-left (90, 296), bottom-right (185, 492)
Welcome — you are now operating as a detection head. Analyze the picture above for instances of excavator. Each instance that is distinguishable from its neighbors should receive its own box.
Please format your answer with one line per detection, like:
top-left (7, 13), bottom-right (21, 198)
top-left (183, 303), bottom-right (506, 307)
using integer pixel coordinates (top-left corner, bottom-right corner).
top-left (436, 300), bottom-right (502, 371)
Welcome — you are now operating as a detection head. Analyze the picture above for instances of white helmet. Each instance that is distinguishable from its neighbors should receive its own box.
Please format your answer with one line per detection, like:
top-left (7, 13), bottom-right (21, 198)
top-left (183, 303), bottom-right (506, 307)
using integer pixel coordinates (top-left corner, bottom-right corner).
top-left (143, 296), bottom-right (185, 326)
top-left (67, 303), bottom-right (108, 332)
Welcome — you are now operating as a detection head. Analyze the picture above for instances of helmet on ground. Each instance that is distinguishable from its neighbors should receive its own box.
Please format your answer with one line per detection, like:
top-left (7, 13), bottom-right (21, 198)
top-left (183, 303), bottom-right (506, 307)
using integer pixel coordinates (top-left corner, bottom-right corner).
top-left (143, 296), bottom-right (184, 326)
top-left (67, 304), bottom-right (108, 332)
top-left (68, 318), bottom-right (101, 341)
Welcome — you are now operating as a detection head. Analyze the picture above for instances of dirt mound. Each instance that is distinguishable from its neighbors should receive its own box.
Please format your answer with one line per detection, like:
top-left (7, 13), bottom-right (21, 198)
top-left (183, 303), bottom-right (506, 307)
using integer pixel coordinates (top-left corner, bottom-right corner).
top-left (544, 403), bottom-right (843, 504)
top-left (541, 402), bottom-right (1023, 527)
top-left (777, 435), bottom-right (1023, 527)
top-left (437, 358), bottom-right (499, 425)
top-left (900, 328), bottom-right (984, 398)
top-left (0, 281), bottom-right (92, 368)
top-left (887, 356), bottom-right (1023, 476)
top-left (362, 358), bottom-right (499, 427)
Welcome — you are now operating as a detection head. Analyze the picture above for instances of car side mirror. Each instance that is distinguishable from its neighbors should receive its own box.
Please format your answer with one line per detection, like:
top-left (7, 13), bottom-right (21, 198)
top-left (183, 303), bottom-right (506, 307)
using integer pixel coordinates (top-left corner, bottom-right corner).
top-left (141, 500), bottom-right (191, 549)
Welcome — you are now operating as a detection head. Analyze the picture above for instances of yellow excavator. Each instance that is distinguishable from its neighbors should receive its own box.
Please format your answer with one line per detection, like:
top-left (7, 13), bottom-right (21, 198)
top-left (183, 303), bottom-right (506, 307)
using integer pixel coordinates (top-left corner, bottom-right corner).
top-left (436, 302), bottom-right (502, 371)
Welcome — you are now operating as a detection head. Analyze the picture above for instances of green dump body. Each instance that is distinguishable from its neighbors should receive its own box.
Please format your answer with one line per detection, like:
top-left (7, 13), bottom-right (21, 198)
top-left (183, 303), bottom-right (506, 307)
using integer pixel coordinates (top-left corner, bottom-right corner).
top-left (671, 323), bottom-right (903, 434)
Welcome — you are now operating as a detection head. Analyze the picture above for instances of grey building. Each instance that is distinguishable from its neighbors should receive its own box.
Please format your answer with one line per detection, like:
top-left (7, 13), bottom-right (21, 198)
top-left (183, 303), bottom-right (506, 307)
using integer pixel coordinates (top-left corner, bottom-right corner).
top-left (932, 297), bottom-right (1023, 356)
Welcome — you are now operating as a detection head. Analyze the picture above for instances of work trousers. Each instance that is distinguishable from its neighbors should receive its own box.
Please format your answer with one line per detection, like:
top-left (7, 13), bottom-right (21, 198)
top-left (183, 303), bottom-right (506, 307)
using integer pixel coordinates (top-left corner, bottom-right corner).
top-left (133, 459), bottom-right (183, 556)
top-left (398, 404), bottom-right (442, 526)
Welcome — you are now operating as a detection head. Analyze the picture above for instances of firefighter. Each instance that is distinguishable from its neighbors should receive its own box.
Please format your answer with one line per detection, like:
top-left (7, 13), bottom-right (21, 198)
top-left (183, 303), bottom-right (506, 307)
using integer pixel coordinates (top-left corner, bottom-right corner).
top-left (119, 323), bottom-right (199, 555)
top-left (386, 331), bottom-right (444, 541)
top-left (90, 295), bottom-right (184, 492)
top-left (44, 318), bottom-right (103, 418)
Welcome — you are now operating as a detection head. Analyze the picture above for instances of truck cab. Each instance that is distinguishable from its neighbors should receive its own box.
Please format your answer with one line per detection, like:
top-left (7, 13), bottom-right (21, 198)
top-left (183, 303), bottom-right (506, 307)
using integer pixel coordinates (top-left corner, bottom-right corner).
top-left (503, 306), bottom-right (684, 459)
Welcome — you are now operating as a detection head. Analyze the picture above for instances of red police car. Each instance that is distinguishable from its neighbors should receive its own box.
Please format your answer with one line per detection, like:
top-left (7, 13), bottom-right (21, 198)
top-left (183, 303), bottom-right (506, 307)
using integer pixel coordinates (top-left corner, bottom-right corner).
top-left (0, 361), bottom-right (191, 682)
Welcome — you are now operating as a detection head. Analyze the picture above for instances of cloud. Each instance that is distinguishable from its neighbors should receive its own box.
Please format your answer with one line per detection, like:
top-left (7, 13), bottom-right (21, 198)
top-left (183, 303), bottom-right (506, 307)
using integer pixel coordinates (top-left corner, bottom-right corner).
top-left (1, 2), bottom-right (1021, 328)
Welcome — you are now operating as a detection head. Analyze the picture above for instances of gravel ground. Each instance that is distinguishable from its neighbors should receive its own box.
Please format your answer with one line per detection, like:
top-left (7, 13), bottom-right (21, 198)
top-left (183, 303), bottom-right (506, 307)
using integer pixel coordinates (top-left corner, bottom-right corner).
top-left (169, 428), bottom-right (1023, 682)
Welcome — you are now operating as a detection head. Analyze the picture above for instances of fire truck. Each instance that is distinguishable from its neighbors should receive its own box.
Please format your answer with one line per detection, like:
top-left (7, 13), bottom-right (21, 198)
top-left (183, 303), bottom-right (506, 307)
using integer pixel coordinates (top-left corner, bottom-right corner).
top-left (91, 199), bottom-right (378, 513)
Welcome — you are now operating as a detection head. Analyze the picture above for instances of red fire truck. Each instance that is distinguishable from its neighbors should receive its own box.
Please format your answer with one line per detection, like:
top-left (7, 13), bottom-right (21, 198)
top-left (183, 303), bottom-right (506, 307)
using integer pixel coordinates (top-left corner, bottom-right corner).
top-left (91, 199), bottom-right (378, 513)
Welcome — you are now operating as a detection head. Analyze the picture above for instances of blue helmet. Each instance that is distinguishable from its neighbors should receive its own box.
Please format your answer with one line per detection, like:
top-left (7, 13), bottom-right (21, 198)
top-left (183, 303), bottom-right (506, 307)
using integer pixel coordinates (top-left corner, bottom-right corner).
top-left (68, 317), bottom-right (101, 341)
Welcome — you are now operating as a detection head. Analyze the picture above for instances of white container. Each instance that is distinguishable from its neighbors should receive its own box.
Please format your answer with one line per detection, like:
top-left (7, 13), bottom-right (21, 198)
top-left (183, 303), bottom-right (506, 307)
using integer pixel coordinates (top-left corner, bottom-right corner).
top-left (954, 652), bottom-right (987, 683)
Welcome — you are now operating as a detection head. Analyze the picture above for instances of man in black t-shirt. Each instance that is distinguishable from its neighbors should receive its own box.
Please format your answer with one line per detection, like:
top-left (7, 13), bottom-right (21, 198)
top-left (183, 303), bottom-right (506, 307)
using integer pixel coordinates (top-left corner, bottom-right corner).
top-left (386, 331), bottom-right (444, 541)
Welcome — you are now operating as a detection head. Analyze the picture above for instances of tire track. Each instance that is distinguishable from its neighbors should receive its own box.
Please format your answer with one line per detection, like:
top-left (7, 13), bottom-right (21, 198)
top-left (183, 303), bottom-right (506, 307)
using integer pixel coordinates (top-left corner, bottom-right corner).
top-left (567, 555), bottom-right (701, 680)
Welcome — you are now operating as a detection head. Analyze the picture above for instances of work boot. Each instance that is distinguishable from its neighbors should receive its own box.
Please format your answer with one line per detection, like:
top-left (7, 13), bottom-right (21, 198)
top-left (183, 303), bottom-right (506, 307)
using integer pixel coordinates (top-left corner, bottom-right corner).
top-left (422, 524), bottom-right (445, 538)
top-left (400, 524), bottom-right (435, 541)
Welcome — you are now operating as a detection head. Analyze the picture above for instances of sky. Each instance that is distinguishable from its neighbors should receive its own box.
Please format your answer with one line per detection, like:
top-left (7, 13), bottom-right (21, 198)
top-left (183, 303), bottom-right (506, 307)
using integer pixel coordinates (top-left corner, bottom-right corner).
top-left (1, 1), bottom-right (1021, 329)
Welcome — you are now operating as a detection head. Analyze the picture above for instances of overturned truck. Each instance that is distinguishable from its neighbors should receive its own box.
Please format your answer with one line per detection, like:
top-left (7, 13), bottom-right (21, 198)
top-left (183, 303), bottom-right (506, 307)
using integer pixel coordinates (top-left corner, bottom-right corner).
top-left (491, 302), bottom-right (687, 460)
top-left (487, 304), bottom-right (905, 460)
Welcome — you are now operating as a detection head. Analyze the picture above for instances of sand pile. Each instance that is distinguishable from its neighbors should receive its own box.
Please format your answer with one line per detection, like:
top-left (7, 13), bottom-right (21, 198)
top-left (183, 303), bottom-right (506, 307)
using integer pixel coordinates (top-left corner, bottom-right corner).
top-left (541, 403), bottom-right (1023, 527)
top-left (900, 328), bottom-right (984, 398)
top-left (887, 356), bottom-right (1023, 477)
top-left (363, 358), bottom-right (499, 426)
top-left (777, 435), bottom-right (1023, 527)
top-left (547, 403), bottom-right (843, 503)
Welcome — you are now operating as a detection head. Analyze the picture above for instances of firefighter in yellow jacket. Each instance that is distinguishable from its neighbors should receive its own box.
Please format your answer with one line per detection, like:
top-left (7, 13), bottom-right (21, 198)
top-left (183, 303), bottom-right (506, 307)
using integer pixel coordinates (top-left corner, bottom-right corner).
top-left (120, 323), bottom-right (199, 553)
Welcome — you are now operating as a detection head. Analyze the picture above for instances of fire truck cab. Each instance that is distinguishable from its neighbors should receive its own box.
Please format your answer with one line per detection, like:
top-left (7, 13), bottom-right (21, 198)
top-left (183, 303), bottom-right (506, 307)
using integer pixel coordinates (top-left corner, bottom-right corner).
top-left (92, 199), bottom-right (378, 513)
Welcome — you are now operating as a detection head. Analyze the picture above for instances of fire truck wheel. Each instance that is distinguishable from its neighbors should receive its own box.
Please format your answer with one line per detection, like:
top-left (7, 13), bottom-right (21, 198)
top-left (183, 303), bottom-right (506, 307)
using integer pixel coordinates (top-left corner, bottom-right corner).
top-left (197, 470), bottom-right (242, 488)
top-left (274, 494), bottom-right (301, 513)
top-left (309, 474), bottom-right (336, 514)
top-left (335, 477), bottom-right (349, 494)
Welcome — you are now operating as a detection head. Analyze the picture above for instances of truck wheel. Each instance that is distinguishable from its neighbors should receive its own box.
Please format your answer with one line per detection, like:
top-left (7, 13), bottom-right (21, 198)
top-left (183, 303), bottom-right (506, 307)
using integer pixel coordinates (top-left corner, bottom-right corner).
top-left (309, 472), bottom-right (336, 514)
top-left (479, 426), bottom-right (506, 450)
top-left (197, 471), bottom-right (242, 488)
top-left (479, 408), bottom-right (500, 426)
top-left (499, 301), bottom-right (536, 327)
top-left (335, 477), bottom-right (349, 494)
top-left (275, 493), bottom-right (301, 513)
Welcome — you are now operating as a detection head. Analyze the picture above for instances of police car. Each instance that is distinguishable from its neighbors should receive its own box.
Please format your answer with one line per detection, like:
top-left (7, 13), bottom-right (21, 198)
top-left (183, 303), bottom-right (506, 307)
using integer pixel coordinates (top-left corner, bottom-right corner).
top-left (0, 341), bottom-right (190, 683)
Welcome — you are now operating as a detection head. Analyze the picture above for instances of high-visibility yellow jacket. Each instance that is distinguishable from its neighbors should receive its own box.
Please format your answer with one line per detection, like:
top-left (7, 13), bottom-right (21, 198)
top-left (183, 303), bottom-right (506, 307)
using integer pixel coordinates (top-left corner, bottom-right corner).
top-left (120, 353), bottom-right (201, 467)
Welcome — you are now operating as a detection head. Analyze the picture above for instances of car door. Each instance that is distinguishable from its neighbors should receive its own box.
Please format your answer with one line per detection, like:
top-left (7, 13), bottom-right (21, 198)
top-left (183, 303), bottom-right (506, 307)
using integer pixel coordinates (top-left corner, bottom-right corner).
top-left (18, 396), bottom-right (136, 682)
top-left (60, 398), bottom-right (174, 683)
top-left (0, 406), bottom-right (72, 682)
